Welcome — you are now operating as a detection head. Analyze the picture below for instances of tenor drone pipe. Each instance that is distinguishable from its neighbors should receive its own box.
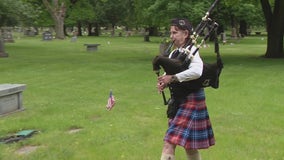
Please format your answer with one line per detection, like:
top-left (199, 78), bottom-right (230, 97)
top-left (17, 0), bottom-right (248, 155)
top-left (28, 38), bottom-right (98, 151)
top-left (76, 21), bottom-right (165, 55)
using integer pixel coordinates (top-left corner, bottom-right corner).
top-left (185, 0), bottom-right (220, 54)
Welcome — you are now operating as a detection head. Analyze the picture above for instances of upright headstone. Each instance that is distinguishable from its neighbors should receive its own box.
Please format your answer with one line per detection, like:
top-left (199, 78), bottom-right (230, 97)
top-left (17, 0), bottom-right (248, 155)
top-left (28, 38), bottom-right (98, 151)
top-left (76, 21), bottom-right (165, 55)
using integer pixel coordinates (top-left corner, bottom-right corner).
top-left (220, 33), bottom-right (227, 45)
top-left (42, 31), bottom-right (53, 41)
top-left (144, 32), bottom-right (150, 42)
top-left (0, 39), bottom-right (8, 58)
top-left (70, 31), bottom-right (78, 42)
top-left (2, 31), bottom-right (14, 43)
top-left (231, 27), bottom-right (237, 39)
top-left (70, 36), bottom-right (77, 42)
top-left (24, 29), bottom-right (36, 37)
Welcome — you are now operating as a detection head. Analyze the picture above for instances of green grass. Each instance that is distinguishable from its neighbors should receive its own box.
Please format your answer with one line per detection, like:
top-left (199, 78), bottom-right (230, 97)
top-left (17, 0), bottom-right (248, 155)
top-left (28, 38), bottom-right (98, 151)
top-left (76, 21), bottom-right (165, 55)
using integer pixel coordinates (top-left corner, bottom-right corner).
top-left (0, 35), bottom-right (283, 160)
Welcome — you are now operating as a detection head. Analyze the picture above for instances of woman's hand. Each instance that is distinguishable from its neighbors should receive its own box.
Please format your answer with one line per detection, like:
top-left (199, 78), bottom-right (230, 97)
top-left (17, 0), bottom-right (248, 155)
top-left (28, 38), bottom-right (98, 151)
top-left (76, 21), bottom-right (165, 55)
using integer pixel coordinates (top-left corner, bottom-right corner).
top-left (157, 75), bottom-right (173, 93)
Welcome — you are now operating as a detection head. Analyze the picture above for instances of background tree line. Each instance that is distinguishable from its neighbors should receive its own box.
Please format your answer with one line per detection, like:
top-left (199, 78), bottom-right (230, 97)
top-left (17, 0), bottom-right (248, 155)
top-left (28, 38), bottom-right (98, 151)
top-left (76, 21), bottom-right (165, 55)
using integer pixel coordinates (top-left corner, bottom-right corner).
top-left (0, 0), bottom-right (283, 58)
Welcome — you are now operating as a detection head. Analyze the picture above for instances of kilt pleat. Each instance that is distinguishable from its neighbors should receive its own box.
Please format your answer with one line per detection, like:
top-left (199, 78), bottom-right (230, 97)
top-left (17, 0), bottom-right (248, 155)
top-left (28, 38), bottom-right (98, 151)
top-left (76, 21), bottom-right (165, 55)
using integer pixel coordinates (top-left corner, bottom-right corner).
top-left (164, 88), bottom-right (215, 149)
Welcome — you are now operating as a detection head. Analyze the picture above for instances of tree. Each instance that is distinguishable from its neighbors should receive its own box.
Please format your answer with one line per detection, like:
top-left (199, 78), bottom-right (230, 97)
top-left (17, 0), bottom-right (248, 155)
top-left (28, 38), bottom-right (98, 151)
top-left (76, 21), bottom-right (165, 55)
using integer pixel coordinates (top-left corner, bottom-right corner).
top-left (138, 0), bottom-right (206, 38)
top-left (0, 0), bottom-right (36, 57)
top-left (235, 3), bottom-right (264, 37)
top-left (22, 0), bottom-right (53, 28)
top-left (261, 0), bottom-right (284, 58)
top-left (94, 0), bottom-right (129, 36)
top-left (218, 0), bottom-right (264, 38)
top-left (65, 0), bottom-right (95, 36)
top-left (42, 0), bottom-right (66, 39)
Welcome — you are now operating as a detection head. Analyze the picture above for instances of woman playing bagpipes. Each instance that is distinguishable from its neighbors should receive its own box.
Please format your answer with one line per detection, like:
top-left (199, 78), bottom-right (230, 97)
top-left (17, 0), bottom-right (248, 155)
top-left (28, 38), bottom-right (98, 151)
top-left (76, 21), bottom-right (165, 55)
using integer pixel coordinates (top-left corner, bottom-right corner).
top-left (157, 18), bottom-right (215, 160)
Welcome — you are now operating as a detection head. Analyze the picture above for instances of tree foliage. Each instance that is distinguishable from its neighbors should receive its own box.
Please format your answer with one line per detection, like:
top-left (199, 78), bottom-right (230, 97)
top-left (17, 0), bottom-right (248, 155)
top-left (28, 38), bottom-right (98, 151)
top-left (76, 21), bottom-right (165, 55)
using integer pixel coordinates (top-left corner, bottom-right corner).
top-left (0, 0), bottom-right (38, 26)
top-left (65, 0), bottom-right (95, 26)
top-left (3, 0), bottom-right (283, 59)
top-left (145, 0), bottom-right (212, 28)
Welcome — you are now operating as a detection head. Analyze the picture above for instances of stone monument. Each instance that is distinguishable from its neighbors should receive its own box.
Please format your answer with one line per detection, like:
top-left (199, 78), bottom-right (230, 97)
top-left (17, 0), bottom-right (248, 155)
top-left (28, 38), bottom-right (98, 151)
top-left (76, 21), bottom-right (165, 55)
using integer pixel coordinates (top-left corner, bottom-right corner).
top-left (0, 39), bottom-right (8, 57)
top-left (2, 31), bottom-right (14, 43)
top-left (42, 31), bottom-right (53, 41)
top-left (0, 84), bottom-right (26, 116)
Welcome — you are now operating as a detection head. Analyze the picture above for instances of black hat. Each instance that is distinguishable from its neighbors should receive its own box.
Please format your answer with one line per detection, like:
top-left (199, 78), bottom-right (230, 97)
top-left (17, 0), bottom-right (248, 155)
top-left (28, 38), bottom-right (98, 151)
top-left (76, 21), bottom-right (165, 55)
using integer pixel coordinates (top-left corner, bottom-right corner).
top-left (171, 18), bottom-right (193, 33)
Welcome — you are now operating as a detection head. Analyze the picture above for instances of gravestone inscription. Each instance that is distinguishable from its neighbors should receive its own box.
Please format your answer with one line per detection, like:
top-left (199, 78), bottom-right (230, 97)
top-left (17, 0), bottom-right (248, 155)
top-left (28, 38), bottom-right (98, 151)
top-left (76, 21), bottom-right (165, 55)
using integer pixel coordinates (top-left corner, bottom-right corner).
top-left (42, 31), bottom-right (53, 41)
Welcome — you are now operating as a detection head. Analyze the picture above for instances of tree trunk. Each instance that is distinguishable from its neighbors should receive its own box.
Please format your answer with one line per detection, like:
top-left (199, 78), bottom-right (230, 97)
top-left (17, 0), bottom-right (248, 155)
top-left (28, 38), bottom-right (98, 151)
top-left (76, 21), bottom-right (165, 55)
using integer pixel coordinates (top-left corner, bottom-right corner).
top-left (261, 0), bottom-right (284, 58)
top-left (148, 26), bottom-right (158, 36)
top-left (230, 14), bottom-right (239, 39)
top-left (63, 25), bottom-right (68, 36)
top-left (42, 0), bottom-right (66, 39)
top-left (239, 20), bottom-right (247, 37)
top-left (111, 24), bottom-right (115, 37)
top-left (266, 22), bottom-right (284, 58)
top-left (94, 23), bottom-right (99, 36)
top-left (77, 22), bottom-right (82, 36)
top-left (86, 23), bottom-right (99, 36)
top-left (87, 23), bottom-right (92, 36)
top-left (54, 19), bottom-right (65, 39)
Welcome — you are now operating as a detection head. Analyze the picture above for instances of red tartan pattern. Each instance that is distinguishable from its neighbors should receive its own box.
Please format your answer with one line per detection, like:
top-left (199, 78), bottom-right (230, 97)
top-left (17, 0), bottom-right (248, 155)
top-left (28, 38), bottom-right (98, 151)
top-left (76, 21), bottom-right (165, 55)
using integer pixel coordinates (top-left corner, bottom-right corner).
top-left (164, 88), bottom-right (215, 149)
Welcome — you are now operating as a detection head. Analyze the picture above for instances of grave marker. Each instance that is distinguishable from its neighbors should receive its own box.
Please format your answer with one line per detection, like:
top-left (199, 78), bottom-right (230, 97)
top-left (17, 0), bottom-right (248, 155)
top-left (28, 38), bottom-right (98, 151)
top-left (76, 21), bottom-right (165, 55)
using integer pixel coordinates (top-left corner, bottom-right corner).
top-left (42, 31), bottom-right (53, 41)
top-left (0, 39), bottom-right (8, 57)
top-left (0, 84), bottom-right (26, 116)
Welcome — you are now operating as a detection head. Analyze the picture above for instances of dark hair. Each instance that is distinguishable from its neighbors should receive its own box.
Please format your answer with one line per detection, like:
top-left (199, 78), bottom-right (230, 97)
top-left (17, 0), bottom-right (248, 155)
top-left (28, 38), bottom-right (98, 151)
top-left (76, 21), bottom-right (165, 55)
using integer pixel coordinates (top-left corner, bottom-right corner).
top-left (171, 18), bottom-right (193, 34)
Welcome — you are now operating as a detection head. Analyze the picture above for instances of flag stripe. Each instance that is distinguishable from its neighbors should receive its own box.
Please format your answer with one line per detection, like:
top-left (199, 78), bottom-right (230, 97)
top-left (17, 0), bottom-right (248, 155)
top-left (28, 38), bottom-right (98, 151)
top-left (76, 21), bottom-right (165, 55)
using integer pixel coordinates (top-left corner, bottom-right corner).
top-left (106, 91), bottom-right (115, 111)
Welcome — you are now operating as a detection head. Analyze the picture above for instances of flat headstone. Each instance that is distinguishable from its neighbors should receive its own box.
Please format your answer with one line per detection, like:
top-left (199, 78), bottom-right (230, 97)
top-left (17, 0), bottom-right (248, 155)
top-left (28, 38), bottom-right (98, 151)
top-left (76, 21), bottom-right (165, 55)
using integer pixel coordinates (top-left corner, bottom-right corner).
top-left (84, 44), bottom-right (100, 52)
top-left (0, 84), bottom-right (26, 116)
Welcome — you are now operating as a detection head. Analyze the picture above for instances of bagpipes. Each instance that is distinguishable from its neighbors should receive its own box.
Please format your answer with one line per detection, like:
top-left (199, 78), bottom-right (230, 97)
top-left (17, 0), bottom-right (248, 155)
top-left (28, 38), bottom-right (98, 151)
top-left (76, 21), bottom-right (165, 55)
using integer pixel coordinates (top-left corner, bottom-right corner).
top-left (152, 0), bottom-right (223, 105)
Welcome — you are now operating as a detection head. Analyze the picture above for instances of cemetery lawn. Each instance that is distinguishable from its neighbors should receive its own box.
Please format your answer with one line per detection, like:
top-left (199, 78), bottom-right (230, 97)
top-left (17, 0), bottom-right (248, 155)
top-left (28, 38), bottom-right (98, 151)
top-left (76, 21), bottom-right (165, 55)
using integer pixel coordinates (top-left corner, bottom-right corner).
top-left (0, 35), bottom-right (283, 160)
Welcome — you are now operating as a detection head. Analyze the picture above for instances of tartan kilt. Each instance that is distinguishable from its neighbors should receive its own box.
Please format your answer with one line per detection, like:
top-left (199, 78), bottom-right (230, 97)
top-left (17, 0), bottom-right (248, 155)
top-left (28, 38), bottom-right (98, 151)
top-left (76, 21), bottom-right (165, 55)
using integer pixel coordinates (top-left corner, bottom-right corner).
top-left (164, 88), bottom-right (215, 149)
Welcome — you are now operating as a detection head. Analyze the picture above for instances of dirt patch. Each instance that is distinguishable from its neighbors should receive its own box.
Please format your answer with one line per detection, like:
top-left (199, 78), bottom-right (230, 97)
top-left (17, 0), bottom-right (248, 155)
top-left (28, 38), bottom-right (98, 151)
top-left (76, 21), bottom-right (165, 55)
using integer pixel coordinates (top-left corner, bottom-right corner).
top-left (16, 145), bottom-right (40, 155)
top-left (67, 126), bottom-right (83, 134)
top-left (67, 128), bottom-right (83, 134)
top-left (92, 115), bottom-right (101, 121)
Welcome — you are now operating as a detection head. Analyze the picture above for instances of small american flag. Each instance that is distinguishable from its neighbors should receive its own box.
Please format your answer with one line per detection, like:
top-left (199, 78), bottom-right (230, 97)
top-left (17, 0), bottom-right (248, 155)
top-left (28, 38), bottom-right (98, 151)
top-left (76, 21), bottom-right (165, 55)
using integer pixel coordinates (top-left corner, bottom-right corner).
top-left (106, 90), bottom-right (116, 111)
